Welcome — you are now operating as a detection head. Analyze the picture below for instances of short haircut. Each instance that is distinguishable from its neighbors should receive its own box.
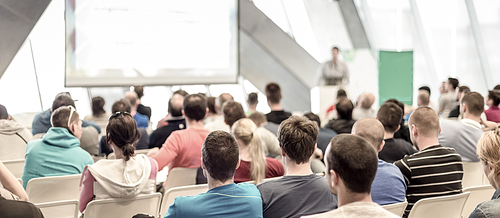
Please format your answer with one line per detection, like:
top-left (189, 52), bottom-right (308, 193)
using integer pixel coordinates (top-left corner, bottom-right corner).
top-left (112, 99), bottom-right (132, 113)
top-left (247, 92), bottom-right (258, 105)
top-left (91, 96), bottom-right (106, 117)
top-left (494, 85), bottom-right (500, 91)
top-left (265, 82), bottom-right (282, 104)
top-left (278, 115), bottom-right (318, 164)
top-left (206, 97), bottom-right (217, 114)
top-left (0, 104), bottom-right (8, 119)
top-left (332, 46), bottom-right (340, 51)
top-left (417, 91), bottom-right (430, 106)
top-left (51, 95), bottom-right (75, 112)
top-left (488, 90), bottom-right (500, 106)
top-left (183, 94), bottom-right (207, 121)
top-left (218, 93), bottom-right (234, 110)
top-left (448, 77), bottom-right (459, 89)
top-left (458, 86), bottom-right (470, 93)
top-left (418, 86), bottom-right (431, 96)
top-left (461, 92), bottom-right (484, 116)
top-left (133, 86), bottom-right (144, 99)
top-left (249, 112), bottom-right (267, 127)
top-left (384, 99), bottom-right (405, 113)
top-left (377, 102), bottom-right (403, 133)
top-left (303, 112), bottom-right (321, 128)
top-left (337, 89), bottom-right (347, 99)
top-left (168, 94), bottom-right (184, 117)
top-left (222, 101), bottom-right (246, 128)
top-left (107, 113), bottom-right (140, 161)
top-left (352, 118), bottom-right (385, 150)
top-left (202, 130), bottom-right (239, 182)
top-left (408, 107), bottom-right (440, 137)
top-left (124, 91), bottom-right (138, 106)
top-left (51, 106), bottom-right (80, 135)
top-left (173, 89), bottom-right (189, 97)
top-left (327, 134), bottom-right (378, 193)
top-left (336, 98), bottom-right (354, 120)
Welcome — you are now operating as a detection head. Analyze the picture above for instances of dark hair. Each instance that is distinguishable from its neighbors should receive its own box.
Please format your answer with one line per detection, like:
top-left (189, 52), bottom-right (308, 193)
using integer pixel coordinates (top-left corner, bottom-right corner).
top-left (458, 86), bottom-right (470, 93)
top-left (337, 89), bottom-right (347, 99)
top-left (106, 113), bottom-right (140, 161)
top-left (384, 99), bottom-right (404, 112)
top-left (418, 86), bottom-right (431, 96)
top-left (202, 130), bottom-right (239, 182)
top-left (265, 82), bottom-right (282, 104)
top-left (222, 101), bottom-right (245, 128)
top-left (173, 89), bottom-right (189, 97)
top-left (249, 112), bottom-right (267, 127)
top-left (494, 85), bottom-right (500, 91)
top-left (51, 95), bottom-right (75, 112)
top-left (278, 115), bottom-right (318, 164)
top-left (168, 95), bottom-right (184, 117)
top-left (332, 46), bottom-right (340, 51)
top-left (91, 96), bottom-right (106, 117)
top-left (51, 106), bottom-right (80, 136)
top-left (248, 92), bottom-right (258, 105)
top-left (0, 104), bottom-right (8, 119)
top-left (448, 77), bottom-right (459, 90)
top-left (112, 99), bottom-right (132, 113)
top-left (133, 86), bottom-right (144, 99)
top-left (207, 97), bottom-right (217, 114)
top-left (183, 94), bottom-right (207, 121)
top-left (488, 90), bottom-right (500, 106)
top-left (336, 98), bottom-right (354, 120)
top-left (377, 102), bottom-right (403, 133)
top-left (327, 134), bottom-right (378, 193)
top-left (462, 92), bottom-right (484, 116)
top-left (304, 112), bottom-right (321, 128)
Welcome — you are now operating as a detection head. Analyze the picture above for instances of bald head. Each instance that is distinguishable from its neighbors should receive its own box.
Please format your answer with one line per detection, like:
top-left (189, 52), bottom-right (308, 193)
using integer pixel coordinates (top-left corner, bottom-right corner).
top-left (358, 93), bottom-right (375, 109)
top-left (351, 118), bottom-right (385, 151)
top-left (169, 94), bottom-right (185, 117)
top-left (124, 91), bottom-right (139, 107)
top-left (218, 93), bottom-right (234, 112)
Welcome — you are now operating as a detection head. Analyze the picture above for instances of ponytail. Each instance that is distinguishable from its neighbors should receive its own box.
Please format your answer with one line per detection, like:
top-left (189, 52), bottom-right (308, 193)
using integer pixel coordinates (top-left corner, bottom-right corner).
top-left (249, 130), bottom-right (266, 184)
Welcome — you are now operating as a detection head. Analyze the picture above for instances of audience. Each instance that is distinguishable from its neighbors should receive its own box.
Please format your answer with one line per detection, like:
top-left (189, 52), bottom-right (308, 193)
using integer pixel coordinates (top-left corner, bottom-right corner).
top-left (83, 96), bottom-right (109, 125)
top-left (257, 115), bottom-right (337, 218)
top-left (157, 90), bottom-right (189, 128)
top-left (124, 91), bottom-right (149, 128)
top-left (22, 106), bottom-right (94, 188)
top-left (325, 98), bottom-right (355, 134)
top-left (249, 112), bottom-right (279, 136)
top-left (469, 129), bottom-right (500, 218)
top-left (484, 90), bottom-right (500, 123)
top-left (79, 112), bottom-right (157, 213)
top-left (303, 112), bottom-right (337, 161)
top-left (448, 86), bottom-right (470, 118)
top-left (352, 92), bottom-right (376, 120)
top-left (246, 92), bottom-right (259, 116)
top-left (164, 131), bottom-right (263, 218)
top-left (133, 85), bottom-right (152, 120)
top-left (303, 135), bottom-right (398, 218)
top-left (204, 93), bottom-right (233, 132)
top-left (439, 77), bottom-right (459, 118)
top-left (149, 94), bottom-right (186, 149)
top-left (394, 107), bottom-right (463, 217)
top-left (265, 82), bottom-right (292, 124)
top-left (325, 89), bottom-right (348, 119)
top-left (232, 118), bottom-right (284, 183)
top-left (385, 99), bottom-right (412, 144)
top-left (0, 104), bottom-right (32, 161)
top-left (351, 118), bottom-right (406, 206)
top-left (377, 102), bottom-right (416, 163)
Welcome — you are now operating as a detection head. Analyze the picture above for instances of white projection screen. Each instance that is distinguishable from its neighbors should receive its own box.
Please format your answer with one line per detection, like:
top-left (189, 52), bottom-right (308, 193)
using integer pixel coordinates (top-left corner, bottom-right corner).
top-left (65, 0), bottom-right (239, 87)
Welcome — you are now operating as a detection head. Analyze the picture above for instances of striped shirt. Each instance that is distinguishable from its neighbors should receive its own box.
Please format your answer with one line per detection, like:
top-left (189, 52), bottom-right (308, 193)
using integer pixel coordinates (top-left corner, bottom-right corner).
top-left (394, 145), bottom-right (463, 217)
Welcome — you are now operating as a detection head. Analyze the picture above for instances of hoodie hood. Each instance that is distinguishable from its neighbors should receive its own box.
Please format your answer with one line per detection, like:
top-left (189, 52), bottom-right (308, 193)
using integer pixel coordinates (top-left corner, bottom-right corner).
top-left (88, 154), bottom-right (152, 198)
top-left (42, 127), bottom-right (80, 148)
top-left (0, 120), bottom-right (27, 135)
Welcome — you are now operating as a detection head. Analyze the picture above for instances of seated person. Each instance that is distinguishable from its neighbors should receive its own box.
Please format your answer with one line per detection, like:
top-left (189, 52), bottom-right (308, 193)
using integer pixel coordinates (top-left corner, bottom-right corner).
top-left (232, 118), bottom-right (284, 183)
top-left (265, 82), bottom-right (291, 124)
top-left (22, 106), bottom-right (94, 188)
top-left (79, 112), bottom-right (157, 213)
top-left (249, 112), bottom-right (279, 136)
top-left (469, 129), bottom-right (500, 218)
top-left (84, 96), bottom-right (110, 131)
top-left (485, 90), bottom-right (500, 123)
top-left (149, 94), bottom-right (186, 149)
top-left (0, 104), bottom-right (32, 161)
top-left (124, 91), bottom-right (149, 128)
top-left (303, 112), bottom-right (337, 161)
top-left (164, 131), bottom-right (262, 218)
top-left (134, 85), bottom-right (152, 120)
top-left (325, 98), bottom-right (356, 134)
top-left (385, 99), bottom-right (412, 144)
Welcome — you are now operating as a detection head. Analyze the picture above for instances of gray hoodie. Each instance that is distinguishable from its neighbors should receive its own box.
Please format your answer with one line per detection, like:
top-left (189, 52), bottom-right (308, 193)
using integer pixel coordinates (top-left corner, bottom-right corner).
top-left (0, 120), bottom-right (32, 160)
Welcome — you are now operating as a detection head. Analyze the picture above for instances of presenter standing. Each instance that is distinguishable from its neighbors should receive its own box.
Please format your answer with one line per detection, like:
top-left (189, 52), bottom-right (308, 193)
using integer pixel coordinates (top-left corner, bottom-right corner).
top-left (319, 46), bottom-right (349, 86)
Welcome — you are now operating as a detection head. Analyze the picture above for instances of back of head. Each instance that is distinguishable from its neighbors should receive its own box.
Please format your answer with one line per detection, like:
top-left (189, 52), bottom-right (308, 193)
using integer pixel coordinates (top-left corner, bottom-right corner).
top-left (448, 77), bottom-right (459, 90)
top-left (248, 92), bottom-right (258, 105)
top-left (418, 86), bottom-right (431, 96)
top-left (202, 130), bottom-right (239, 182)
top-left (488, 90), bottom-right (500, 106)
top-left (327, 134), bottom-right (378, 193)
top-left (336, 98), bottom-right (354, 120)
top-left (168, 94), bottom-right (184, 117)
top-left (107, 112), bottom-right (141, 161)
top-left (477, 129), bottom-right (500, 181)
top-left (51, 106), bottom-right (80, 134)
top-left (206, 97), bottom-right (217, 114)
top-left (408, 107), bottom-right (440, 138)
top-left (462, 92), bottom-right (484, 116)
top-left (377, 102), bottom-right (403, 133)
top-left (133, 86), bottom-right (144, 99)
top-left (337, 89), bottom-right (347, 100)
top-left (124, 91), bottom-right (138, 106)
top-left (112, 99), bottom-right (132, 113)
top-left (249, 112), bottom-right (267, 127)
top-left (384, 99), bottom-right (405, 113)
top-left (0, 104), bottom-right (8, 119)
top-left (494, 85), bottom-right (500, 91)
top-left (278, 115), bottom-right (318, 164)
top-left (183, 94), bottom-right (207, 121)
top-left (303, 112), bottom-right (321, 128)
top-left (265, 82), bottom-right (281, 104)
top-left (222, 101), bottom-right (245, 128)
top-left (351, 118), bottom-right (385, 150)
top-left (360, 93), bottom-right (375, 109)
top-left (218, 93), bottom-right (234, 110)
top-left (458, 86), bottom-right (470, 94)
top-left (51, 95), bottom-right (75, 112)
top-left (232, 118), bottom-right (265, 183)
top-left (417, 91), bottom-right (430, 106)
top-left (173, 89), bottom-right (189, 97)
top-left (91, 96), bottom-right (106, 117)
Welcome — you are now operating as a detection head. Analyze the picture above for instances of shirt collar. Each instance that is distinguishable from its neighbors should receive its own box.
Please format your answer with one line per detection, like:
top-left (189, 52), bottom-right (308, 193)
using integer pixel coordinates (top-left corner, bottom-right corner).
top-left (460, 119), bottom-right (482, 130)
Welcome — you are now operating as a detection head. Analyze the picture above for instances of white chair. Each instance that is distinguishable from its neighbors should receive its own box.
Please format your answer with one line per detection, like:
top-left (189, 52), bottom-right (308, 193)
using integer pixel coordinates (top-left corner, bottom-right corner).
top-left (35, 200), bottom-right (79, 218)
top-left (462, 162), bottom-right (484, 188)
top-left (163, 167), bottom-right (198, 192)
top-left (382, 201), bottom-right (408, 217)
top-left (160, 184), bottom-right (209, 215)
top-left (83, 193), bottom-right (162, 218)
top-left (462, 185), bottom-right (496, 218)
top-left (407, 192), bottom-right (470, 218)
top-left (3, 159), bottom-right (25, 178)
top-left (26, 174), bottom-right (82, 204)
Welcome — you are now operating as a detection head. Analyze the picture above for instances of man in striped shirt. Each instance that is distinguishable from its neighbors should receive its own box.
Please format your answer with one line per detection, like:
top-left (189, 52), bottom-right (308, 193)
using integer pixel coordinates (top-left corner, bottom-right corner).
top-left (394, 107), bottom-right (463, 217)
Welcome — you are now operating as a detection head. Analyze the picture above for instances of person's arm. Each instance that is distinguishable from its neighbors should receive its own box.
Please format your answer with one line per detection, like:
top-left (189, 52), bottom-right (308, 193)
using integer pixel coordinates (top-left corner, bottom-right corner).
top-left (149, 133), bottom-right (180, 170)
top-left (79, 169), bottom-right (95, 213)
top-left (480, 118), bottom-right (499, 132)
top-left (393, 158), bottom-right (411, 186)
top-left (0, 161), bottom-right (28, 201)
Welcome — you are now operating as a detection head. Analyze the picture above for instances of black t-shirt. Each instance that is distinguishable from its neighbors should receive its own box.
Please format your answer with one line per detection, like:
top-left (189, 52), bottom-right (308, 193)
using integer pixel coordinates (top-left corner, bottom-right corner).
top-left (137, 104), bottom-right (152, 120)
top-left (149, 118), bottom-right (186, 149)
top-left (266, 110), bottom-right (292, 124)
top-left (379, 138), bottom-right (417, 163)
top-left (324, 119), bottom-right (356, 134)
top-left (448, 105), bottom-right (460, 118)
top-left (0, 196), bottom-right (45, 218)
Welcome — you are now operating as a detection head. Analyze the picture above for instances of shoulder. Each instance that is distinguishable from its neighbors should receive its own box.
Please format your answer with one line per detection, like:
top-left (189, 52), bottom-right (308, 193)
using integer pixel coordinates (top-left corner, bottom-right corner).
top-left (469, 199), bottom-right (500, 218)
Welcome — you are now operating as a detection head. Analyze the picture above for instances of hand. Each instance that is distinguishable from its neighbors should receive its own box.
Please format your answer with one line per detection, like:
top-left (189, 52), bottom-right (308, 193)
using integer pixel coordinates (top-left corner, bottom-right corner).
top-left (147, 147), bottom-right (160, 157)
top-left (480, 118), bottom-right (499, 132)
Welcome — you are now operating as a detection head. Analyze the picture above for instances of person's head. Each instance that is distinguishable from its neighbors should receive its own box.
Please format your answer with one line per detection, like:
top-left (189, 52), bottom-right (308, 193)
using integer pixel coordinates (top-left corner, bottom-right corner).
top-left (439, 82), bottom-right (447, 94)
top-left (377, 102), bottom-right (403, 133)
top-left (486, 90), bottom-right (500, 107)
top-left (326, 135), bottom-right (378, 195)
top-left (447, 77), bottom-right (459, 91)
top-left (232, 118), bottom-right (266, 183)
top-left (51, 106), bottom-right (82, 140)
top-left (218, 93), bottom-right (234, 112)
top-left (173, 89), bottom-right (189, 97)
top-left (222, 101), bottom-right (246, 128)
top-left (494, 85), bottom-right (500, 91)
top-left (183, 94), bottom-right (207, 122)
top-left (206, 97), bottom-right (217, 114)
top-left (111, 99), bottom-right (132, 113)
top-left (357, 92), bottom-right (375, 109)
top-left (336, 98), bottom-right (354, 120)
top-left (91, 96), bottom-right (106, 117)
top-left (418, 86), bottom-right (431, 96)
top-left (247, 92), bottom-right (258, 107)
top-left (456, 86), bottom-right (471, 101)
top-left (133, 86), bottom-right (144, 99)
top-left (460, 92), bottom-right (484, 117)
top-left (336, 89), bottom-right (347, 101)
top-left (417, 91), bottom-right (430, 107)
top-left (51, 94), bottom-right (75, 112)
top-left (249, 112), bottom-right (267, 127)
top-left (106, 112), bottom-right (141, 161)
top-left (477, 129), bottom-right (500, 189)
top-left (351, 118), bottom-right (385, 152)
top-left (124, 91), bottom-right (138, 108)
top-left (265, 82), bottom-right (282, 105)
top-left (202, 130), bottom-right (240, 183)
top-left (408, 107), bottom-right (440, 149)
top-left (331, 46), bottom-right (340, 59)
top-left (0, 104), bottom-right (8, 120)
top-left (168, 94), bottom-right (184, 117)
top-left (278, 115), bottom-right (318, 164)
top-left (303, 112), bottom-right (321, 128)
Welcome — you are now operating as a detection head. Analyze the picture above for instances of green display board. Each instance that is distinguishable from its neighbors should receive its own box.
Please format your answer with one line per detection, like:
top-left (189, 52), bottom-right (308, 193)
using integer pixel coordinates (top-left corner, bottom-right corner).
top-left (378, 51), bottom-right (413, 106)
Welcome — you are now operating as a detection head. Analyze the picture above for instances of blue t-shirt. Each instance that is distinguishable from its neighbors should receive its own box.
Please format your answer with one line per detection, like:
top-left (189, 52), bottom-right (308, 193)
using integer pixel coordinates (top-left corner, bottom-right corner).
top-left (164, 183), bottom-right (263, 218)
top-left (134, 112), bottom-right (149, 128)
top-left (371, 159), bottom-right (407, 205)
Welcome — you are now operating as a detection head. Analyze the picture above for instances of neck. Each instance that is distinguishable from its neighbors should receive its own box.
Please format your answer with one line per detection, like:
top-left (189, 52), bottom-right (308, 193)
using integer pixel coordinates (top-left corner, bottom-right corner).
top-left (269, 103), bottom-right (282, 111)
top-left (462, 113), bottom-right (481, 123)
top-left (186, 118), bottom-right (205, 130)
top-left (337, 190), bottom-right (373, 207)
top-left (112, 145), bottom-right (124, 159)
top-left (383, 131), bottom-right (395, 140)
top-left (416, 136), bottom-right (440, 151)
top-left (284, 156), bottom-right (312, 175)
top-left (207, 176), bottom-right (234, 190)
top-left (249, 105), bottom-right (257, 111)
top-left (239, 144), bottom-right (252, 161)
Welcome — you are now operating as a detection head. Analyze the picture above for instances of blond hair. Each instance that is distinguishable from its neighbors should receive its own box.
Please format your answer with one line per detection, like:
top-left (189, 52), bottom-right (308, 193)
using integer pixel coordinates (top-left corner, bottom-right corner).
top-left (477, 129), bottom-right (500, 182)
top-left (232, 118), bottom-right (266, 184)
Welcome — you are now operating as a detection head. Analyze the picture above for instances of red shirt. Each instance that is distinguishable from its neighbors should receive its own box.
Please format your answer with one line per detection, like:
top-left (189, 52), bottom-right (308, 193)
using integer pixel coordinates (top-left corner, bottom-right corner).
top-left (485, 106), bottom-right (500, 123)
top-left (234, 157), bottom-right (285, 183)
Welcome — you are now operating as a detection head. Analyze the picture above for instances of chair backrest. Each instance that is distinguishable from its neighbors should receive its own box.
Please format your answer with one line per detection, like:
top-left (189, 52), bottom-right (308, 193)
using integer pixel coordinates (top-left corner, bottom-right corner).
top-left (84, 193), bottom-right (162, 218)
top-left (462, 162), bottom-right (484, 188)
top-left (26, 174), bottom-right (82, 204)
top-left (35, 200), bottom-right (79, 218)
top-left (3, 159), bottom-right (25, 178)
top-left (163, 167), bottom-right (198, 191)
top-left (382, 201), bottom-right (408, 217)
top-left (407, 192), bottom-right (470, 218)
top-left (462, 185), bottom-right (496, 218)
top-left (160, 184), bottom-right (209, 216)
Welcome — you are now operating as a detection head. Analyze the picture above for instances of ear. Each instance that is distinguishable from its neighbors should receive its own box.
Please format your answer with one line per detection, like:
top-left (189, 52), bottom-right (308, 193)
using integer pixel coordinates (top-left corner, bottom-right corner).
top-left (395, 124), bottom-right (401, 133)
top-left (235, 158), bottom-right (241, 170)
top-left (182, 110), bottom-right (186, 117)
top-left (411, 124), bottom-right (418, 137)
top-left (378, 140), bottom-right (386, 152)
top-left (330, 170), bottom-right (340, 188)
top-left (201, 157), bottom-right (206, 170)
top-left (281, 147), bottom-right (286, 157)
top-left (438, 125), bottom-right (442, 134)
top-left (462, 104), bottom-right (468, 113)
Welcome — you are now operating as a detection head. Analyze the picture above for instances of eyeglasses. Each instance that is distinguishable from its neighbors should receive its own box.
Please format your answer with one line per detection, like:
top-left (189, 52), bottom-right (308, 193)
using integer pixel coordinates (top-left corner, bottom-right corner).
top-left (67, 106), bottom-right (76, 127)
top-left (108, 111), bottom-right (132, 121)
